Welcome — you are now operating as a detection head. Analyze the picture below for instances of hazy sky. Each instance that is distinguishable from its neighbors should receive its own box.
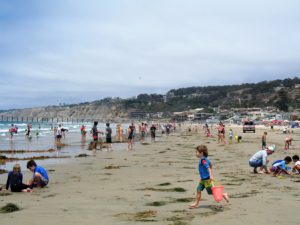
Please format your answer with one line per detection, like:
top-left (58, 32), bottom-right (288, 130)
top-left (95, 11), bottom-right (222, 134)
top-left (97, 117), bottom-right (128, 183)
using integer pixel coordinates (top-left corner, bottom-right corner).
top-left (0, 0), bottom-right (299, 109)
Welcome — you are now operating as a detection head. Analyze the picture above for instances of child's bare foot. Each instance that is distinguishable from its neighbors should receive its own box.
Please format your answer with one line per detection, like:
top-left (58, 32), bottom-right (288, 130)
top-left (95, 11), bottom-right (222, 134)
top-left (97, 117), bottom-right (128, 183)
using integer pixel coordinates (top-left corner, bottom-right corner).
top-left (189, 203), bottom-right (199, 209)
top-left (223, 193), bottom-right (229, 203)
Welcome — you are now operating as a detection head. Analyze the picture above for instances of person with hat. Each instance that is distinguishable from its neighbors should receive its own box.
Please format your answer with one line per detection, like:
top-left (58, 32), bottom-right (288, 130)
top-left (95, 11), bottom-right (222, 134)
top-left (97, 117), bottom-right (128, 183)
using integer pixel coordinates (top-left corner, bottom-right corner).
top-left (249, 145), bottom-right (276, 174)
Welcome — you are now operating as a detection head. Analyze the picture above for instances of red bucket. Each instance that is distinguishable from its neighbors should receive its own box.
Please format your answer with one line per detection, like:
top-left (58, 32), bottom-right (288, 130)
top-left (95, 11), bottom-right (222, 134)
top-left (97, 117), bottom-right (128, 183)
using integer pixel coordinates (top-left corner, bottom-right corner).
top-left (212, 186), bottom-right (224, 202)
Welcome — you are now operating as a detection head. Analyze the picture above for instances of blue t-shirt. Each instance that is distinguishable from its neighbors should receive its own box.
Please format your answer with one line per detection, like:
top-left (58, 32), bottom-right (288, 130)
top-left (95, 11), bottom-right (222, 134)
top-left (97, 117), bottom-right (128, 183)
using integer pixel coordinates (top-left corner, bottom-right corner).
top-left (198, 157), bottom-right (211, 180)
top-left (272, 160), bottom-right (286, 170)
top-left (34, 166), bottom-right (49, 181)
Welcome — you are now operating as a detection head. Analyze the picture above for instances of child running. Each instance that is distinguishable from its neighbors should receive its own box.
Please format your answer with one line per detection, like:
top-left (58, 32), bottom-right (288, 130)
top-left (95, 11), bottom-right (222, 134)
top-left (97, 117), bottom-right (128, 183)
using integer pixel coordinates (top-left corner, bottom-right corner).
top-left (189, 145), bottom-right (229, 209)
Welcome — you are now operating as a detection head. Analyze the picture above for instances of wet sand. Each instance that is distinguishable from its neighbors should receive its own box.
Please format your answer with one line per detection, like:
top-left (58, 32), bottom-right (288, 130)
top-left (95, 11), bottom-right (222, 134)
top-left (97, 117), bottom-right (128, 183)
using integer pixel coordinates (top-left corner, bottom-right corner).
top-left (0, 126), bottom-right (299, 225)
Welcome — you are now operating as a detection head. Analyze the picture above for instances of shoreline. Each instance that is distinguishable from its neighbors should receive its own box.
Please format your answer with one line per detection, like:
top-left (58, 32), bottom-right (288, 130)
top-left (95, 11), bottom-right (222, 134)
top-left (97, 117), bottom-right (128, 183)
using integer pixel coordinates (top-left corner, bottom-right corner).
top-left (0, 126), bottom-right (299, 225)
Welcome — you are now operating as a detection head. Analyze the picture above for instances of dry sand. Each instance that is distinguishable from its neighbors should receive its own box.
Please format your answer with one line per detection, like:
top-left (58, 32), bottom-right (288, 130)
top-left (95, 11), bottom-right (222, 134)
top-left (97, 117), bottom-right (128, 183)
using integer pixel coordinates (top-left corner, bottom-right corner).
top-left (0, 126), bottom-right (299, 225)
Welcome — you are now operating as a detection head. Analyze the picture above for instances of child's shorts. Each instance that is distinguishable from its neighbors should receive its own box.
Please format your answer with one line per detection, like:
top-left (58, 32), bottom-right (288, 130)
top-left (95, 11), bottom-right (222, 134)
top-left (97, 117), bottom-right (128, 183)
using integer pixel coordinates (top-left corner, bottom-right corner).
top-left (197, 180), bottom-right (213, 195)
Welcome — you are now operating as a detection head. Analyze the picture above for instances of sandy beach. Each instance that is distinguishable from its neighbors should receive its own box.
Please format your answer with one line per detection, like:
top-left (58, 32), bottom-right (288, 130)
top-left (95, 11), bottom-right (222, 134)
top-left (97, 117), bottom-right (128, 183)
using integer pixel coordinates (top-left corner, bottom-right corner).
top-left (1, 126), bottom-right (299, 225)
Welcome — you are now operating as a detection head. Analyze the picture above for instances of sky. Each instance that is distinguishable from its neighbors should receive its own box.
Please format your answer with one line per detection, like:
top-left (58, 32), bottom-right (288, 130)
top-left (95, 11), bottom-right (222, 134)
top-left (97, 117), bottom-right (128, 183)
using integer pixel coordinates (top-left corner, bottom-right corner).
top-left (0, 0), bottom-right (299, 109)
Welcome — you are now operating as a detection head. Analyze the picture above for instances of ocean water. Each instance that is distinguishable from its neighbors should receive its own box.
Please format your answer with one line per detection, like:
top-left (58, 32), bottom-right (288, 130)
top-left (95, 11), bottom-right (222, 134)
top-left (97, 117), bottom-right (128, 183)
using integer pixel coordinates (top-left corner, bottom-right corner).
top-left (0, 121), bottom-right (132, 179)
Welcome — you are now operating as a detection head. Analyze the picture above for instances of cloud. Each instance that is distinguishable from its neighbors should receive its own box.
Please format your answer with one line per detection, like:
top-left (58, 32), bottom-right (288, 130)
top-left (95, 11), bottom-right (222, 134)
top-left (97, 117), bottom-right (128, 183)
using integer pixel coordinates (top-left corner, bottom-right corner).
top-left (0, 0), bottom-right (299, 109)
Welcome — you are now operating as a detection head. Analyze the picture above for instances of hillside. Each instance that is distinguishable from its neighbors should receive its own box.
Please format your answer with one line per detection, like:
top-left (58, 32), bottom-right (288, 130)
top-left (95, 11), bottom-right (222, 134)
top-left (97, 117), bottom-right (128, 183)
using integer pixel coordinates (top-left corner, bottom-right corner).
top-left (0, 77), bottom-right (299, 120)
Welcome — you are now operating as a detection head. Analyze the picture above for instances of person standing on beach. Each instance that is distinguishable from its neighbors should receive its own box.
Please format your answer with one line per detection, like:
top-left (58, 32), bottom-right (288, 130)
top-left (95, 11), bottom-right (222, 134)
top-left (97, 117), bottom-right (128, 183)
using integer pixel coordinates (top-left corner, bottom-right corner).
top-left (262, 132), bottom-right (267, 149)
top-left (56, 124), bottom-right (62, 143)
top-left (249, 145), bottom-right (276, 174)
top-left (217, 122), bottom-right (226, 145)
top-left (106, 123), bottom-right (113, 151)
top-left (9, 124), bottom-right (16, 139)
top-left (140, 122), bottom-right (147, 143)
top-left (26, 124), bottom-right (31, 137)
top-left (128, 123), bottom-right (135, 150)
top-left (150, 123), bottom-right (156, 142)
top-left (92, 121), bottom-right (101, 152)
top-left (116, 124), bottom-right (123, 143)
top-left (81, 125), bottom-right (86, 136)
top-left (228, 129), bottom-right (233, 144)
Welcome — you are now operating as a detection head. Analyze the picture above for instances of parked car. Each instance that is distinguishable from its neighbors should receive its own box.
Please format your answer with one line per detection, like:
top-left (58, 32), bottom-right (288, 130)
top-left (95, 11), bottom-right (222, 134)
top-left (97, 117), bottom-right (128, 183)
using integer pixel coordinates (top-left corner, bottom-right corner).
top-left (243, 121), bottom-right (255, 133)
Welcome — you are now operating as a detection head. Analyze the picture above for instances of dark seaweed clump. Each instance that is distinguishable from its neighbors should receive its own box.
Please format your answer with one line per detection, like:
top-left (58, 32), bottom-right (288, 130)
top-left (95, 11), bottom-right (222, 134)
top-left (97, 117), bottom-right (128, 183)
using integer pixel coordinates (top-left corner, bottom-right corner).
top-left (0, 203), bottom-right (20, 213)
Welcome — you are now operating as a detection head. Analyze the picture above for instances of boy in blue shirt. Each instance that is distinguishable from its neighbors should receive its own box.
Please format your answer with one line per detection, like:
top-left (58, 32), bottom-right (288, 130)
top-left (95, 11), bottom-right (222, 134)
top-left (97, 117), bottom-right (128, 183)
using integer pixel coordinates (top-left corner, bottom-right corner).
top-left (270, 156), bottom-right (292, 176)
top-left (189, 145), bottom-right (229, 209)
top-left (27, 160), bottom-right (49, 188)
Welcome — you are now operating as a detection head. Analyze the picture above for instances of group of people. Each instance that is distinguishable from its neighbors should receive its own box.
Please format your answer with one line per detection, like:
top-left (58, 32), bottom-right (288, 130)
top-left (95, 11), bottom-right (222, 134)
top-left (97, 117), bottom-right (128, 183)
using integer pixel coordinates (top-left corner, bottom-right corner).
top-left (91, 122), bottom-right (113, 152)
top-left (0, 160), bottom-right (49, 193)
top-left (249, 145), bottom-right (300, 176)
top-left (89, 121), bottom-right (159, 151)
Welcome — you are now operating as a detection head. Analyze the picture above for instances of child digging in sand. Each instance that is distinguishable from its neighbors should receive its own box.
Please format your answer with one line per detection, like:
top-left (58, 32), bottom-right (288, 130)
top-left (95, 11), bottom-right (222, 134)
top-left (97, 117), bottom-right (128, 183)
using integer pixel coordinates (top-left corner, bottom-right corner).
top-left (189, 145), bottom-right (229, 209)
top-left (292, 155), bottom-right (300, 174)
top-left (27, 160), bottom-right (49, 188)
top-left (270, 156), bottom-right (292, 176)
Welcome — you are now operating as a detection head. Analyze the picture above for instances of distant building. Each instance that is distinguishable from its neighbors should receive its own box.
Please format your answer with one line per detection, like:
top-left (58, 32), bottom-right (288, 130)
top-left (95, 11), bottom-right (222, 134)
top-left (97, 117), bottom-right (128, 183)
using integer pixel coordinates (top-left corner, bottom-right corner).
top-left (130, 110), bottom-right (152, 119)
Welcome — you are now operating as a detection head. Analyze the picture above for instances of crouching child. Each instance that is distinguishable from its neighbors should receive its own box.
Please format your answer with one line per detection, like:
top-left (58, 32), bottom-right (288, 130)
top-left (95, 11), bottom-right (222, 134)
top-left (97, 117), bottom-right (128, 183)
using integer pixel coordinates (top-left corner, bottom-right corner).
top-left (27, 160), bottom-right (49, 188)
top-left (270, 156), bottom-right (292, 176)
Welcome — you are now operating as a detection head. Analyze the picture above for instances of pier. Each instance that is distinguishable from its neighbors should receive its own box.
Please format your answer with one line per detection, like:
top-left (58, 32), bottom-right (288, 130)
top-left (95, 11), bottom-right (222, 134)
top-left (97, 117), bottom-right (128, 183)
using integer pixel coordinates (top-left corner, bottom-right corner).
top-left (0, 116), bottom-right (101, 124)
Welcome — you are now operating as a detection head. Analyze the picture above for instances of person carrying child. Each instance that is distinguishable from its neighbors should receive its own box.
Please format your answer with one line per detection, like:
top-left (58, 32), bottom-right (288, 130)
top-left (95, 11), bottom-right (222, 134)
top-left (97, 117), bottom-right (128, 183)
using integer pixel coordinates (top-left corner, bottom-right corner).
top-left (4, 164), bottom-right (32, 192)
top-left (270, 156), bottom-right (292, 176)
top-left (27, 160), bottom-right (49, 188)
top-left (189, 145), bottom-right (229, 209)
top-left (292, 155), bottom-right (300, 174)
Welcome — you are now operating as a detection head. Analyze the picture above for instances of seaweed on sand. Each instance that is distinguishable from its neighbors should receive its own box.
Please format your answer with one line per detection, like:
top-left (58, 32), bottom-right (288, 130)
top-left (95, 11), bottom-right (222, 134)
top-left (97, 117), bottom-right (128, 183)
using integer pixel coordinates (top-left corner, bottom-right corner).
top-left (0, 155), bottom-right (70, 162)
top-left (157, 182), bottom-right (171, 186)
top-left (0, 203), bottom-right (20, 213)
top-left (141, 187), bottom-right (186, 192)
top-left (146, 201), bottom-right (167, 206)
top-left (115, 210), bottom-right (157, 222)
top-left (104, 165), bottom-right (120, 169)
top-left (75, 154), bottom-right (90, 158)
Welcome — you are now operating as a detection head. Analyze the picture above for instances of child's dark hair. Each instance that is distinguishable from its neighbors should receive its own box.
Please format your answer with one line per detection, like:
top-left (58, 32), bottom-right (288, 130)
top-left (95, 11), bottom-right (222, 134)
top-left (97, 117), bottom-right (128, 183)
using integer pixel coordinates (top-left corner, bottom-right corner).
top-left (292, 155), bottom-right (299, 161)
top-left (27, 160), bottom-right (37, 169)
top-left (196, 145), bottom-right (208, 157)
top-left (284, 156), bottom-right (292, 163)
top-left (94, 121), bottom-right (98, 126)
